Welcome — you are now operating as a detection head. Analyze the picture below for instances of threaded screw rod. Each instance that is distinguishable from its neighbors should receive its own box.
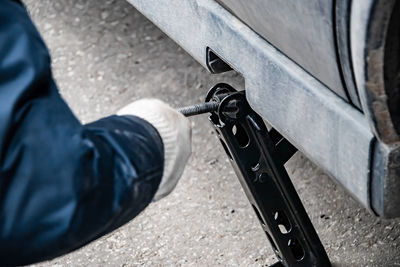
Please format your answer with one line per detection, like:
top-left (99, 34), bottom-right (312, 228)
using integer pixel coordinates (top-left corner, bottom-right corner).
top-left (178, 102), bottom-right (219, 117)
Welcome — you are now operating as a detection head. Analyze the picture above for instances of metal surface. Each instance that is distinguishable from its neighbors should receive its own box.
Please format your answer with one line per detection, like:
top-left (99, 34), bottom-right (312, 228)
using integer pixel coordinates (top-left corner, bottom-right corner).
top-left (178, 101), bottom-right (219, 117)
top-left (335, 0), bottom-right (362, 108)
top-left (207, 85), bottom-right (330, 266)
top-left (206, 48), bottom-right (233, 74)
top-left (215, 0), bottom-right (348, 102)
top-left (127, 0), bottom-right (374, 210)
top-left (370, 142), bottom-right (400, 218)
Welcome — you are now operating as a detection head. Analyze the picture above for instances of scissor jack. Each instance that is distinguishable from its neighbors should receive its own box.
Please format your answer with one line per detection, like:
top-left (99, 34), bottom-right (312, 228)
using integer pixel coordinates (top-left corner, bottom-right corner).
top-left (179, 83), bottom-right (331, 267)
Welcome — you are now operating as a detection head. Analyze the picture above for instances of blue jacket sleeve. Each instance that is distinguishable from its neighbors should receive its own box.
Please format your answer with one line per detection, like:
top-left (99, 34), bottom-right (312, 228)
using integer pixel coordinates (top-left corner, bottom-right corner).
top-left (0, 1), bottom-right (164, 265)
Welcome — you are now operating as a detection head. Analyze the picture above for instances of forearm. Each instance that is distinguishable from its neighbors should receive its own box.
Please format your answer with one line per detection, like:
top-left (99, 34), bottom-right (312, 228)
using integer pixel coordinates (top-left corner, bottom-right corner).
top-left (0, 80), bottom-right (164, 265)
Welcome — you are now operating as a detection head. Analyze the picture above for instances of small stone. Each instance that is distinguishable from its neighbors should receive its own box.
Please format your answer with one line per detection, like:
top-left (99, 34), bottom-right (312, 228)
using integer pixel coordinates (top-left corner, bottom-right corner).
top-left (208, 159), bottom-right (218, 165)
top-left (101, 11), bottom-right (109, 20)
top-left (44, 23), bottom-right (52, 30)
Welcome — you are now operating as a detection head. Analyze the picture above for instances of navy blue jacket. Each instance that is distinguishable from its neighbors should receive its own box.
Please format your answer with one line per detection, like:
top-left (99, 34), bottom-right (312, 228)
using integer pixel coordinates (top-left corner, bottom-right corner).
top-left (0, 1), bottom-right (164, 265)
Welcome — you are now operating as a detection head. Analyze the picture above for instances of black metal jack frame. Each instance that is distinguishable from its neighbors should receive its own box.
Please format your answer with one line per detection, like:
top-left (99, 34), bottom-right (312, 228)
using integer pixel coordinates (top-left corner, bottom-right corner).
top-left (203, 83), bottom-right (331, 267)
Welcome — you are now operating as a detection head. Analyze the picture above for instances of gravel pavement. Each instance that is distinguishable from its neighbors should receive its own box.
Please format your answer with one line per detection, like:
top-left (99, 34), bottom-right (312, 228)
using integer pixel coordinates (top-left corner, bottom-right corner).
top-left (23, 0), bottom-right (400, 266)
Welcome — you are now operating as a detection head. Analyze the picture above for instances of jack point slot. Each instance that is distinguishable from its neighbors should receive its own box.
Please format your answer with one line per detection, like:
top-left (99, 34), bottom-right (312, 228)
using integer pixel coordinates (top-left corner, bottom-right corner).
top-left (206, 48), bottom-right (233, 74)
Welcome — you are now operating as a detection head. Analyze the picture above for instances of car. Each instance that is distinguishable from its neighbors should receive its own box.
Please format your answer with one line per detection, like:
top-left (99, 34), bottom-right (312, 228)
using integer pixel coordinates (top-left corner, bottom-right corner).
top-left (126, 0), bottom-right (400, 264)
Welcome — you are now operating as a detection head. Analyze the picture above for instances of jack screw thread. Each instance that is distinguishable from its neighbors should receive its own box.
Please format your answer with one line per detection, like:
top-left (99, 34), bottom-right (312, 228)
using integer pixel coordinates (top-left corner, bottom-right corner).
top-left (178, 102), bottom-right (219, 117)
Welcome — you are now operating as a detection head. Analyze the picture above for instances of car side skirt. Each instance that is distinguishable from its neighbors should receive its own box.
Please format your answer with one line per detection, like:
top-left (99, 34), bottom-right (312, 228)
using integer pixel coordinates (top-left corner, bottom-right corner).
top-left (127, 0), bottom-right (378, 213)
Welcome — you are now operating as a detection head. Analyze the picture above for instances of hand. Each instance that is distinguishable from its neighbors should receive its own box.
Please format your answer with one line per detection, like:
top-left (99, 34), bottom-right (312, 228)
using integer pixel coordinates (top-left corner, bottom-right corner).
top-left (117, 99), bottom-right (192, 201)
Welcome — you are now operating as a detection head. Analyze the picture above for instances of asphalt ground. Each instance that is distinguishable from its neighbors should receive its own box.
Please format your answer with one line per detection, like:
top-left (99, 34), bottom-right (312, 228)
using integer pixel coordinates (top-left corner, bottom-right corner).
top-left (24, 0), bottom-right (400, 266)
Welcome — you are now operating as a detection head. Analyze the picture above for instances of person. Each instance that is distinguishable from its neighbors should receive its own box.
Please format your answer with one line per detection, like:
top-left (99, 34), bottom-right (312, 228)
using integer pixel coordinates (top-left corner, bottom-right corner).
top-left (0, 0), bottom-right (192, 265)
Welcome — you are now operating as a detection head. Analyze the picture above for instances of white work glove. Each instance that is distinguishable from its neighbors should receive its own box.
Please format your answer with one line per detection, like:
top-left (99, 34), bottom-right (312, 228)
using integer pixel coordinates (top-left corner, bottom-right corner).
top-left (117, 99), bottom-right (192, 201)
